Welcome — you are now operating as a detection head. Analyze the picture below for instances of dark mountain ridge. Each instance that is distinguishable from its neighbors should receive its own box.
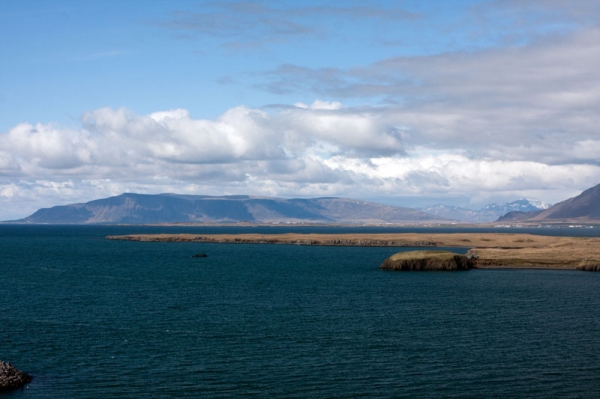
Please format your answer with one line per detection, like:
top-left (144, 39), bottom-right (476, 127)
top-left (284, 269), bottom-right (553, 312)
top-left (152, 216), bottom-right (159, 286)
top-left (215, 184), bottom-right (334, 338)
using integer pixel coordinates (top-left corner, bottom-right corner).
top-left (13, 193), bottom-right (446, 225)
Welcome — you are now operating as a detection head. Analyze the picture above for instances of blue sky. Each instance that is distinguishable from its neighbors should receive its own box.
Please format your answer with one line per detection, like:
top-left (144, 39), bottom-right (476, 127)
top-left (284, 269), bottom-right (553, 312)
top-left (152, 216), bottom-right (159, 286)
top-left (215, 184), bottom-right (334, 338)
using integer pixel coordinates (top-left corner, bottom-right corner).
top-left (1, 0), bottom-right (600, 219)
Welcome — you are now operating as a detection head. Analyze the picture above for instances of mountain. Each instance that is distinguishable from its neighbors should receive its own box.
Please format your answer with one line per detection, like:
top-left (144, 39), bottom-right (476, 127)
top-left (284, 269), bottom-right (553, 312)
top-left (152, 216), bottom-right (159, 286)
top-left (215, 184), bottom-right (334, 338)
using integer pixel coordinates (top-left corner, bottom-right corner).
top-left (496, 210), bottom-right (544, 223)
top-left (419, 205), bottom-right (486, 223)
top-left (499, 183), bottom-right (600, 223)
top-left (12, 193), bottom-right (448, 225)
top-left (421, 198), bottom-right (551, 223)
top-left (482, 198), bottom-right (551, 213)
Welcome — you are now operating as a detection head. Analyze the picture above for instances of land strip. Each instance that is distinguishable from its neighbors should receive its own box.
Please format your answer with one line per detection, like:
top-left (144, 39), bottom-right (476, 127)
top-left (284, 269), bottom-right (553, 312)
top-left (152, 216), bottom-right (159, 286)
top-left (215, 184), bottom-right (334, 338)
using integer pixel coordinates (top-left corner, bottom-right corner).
top-left (106, 232), bottom-right (600, 270)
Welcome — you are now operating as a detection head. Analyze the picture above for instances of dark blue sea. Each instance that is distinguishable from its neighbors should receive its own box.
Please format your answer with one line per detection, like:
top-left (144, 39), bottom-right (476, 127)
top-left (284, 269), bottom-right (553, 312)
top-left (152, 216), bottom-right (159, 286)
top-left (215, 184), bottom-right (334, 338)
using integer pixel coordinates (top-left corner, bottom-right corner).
top-left (1, 225), bottom-right (600, 398)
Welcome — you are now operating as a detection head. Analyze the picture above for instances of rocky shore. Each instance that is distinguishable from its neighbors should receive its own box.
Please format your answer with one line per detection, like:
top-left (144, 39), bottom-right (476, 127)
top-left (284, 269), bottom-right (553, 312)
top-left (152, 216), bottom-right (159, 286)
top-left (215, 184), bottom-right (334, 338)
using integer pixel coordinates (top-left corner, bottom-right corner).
top-left (0, 361), bottom-right (32, 391)
top-left (577, 261), bottom-right (600, 271)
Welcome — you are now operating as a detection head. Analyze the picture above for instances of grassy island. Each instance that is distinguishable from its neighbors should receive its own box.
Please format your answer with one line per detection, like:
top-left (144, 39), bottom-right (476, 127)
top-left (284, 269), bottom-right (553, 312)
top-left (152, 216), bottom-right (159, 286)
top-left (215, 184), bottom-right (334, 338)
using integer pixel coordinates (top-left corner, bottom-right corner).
top-left (380, 250), bottom-right (474, 271)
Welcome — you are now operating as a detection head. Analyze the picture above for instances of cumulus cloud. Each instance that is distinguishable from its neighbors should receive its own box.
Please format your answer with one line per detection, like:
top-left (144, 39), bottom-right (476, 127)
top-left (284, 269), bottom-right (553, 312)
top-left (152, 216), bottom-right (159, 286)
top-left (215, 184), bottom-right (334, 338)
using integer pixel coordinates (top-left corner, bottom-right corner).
top-left (4, 122), bottom-right (93, 170)
top-left (0, 103), bottom-right (402, 218)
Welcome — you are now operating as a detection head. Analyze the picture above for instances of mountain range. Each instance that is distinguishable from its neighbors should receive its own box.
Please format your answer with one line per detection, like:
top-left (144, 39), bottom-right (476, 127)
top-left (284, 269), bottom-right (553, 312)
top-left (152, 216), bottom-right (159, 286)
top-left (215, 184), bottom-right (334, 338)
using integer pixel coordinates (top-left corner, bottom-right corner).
top-left (11, 193), bottom-right (445, 225)
top-left (499, 183), bottom-right (600, 224)
top-left (8, 182), bottom-right (600, 225)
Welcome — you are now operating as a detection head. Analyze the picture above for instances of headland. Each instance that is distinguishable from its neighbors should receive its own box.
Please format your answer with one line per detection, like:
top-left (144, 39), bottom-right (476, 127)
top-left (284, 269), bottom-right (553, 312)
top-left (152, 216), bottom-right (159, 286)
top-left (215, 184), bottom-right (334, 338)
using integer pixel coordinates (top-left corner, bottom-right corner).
top-left (107, 232), bottom-right (600, 270)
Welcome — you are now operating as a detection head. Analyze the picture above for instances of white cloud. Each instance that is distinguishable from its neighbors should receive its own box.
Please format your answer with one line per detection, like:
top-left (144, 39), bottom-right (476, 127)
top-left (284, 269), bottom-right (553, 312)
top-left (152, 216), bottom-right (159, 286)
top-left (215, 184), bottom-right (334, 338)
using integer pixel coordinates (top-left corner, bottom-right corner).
top-left (4, 122), bottom-right (93, 170)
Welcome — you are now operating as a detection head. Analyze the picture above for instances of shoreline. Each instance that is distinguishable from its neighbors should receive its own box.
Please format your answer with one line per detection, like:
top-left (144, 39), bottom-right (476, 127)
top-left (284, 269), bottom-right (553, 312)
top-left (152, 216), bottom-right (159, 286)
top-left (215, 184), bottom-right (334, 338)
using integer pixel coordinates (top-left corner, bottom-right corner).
top-left (3, 220), bottom-right (599, 228)
top-left (107, 232), bottom-right (600, 270)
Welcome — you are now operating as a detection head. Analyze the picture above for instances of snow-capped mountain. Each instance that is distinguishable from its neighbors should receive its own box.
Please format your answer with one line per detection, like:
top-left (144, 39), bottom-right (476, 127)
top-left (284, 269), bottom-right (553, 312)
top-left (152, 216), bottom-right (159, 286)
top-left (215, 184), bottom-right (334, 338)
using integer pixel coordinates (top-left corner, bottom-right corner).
top-left (482, 198), bottom-right (552, 213)
top-left (421, 198), bottom-right (552, 223)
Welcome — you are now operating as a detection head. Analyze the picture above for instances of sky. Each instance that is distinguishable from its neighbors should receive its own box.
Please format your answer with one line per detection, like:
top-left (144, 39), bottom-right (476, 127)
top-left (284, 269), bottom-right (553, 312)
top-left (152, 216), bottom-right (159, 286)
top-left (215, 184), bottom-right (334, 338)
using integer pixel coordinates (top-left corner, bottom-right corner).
top-left (1, 0), bottom-right (600, 220)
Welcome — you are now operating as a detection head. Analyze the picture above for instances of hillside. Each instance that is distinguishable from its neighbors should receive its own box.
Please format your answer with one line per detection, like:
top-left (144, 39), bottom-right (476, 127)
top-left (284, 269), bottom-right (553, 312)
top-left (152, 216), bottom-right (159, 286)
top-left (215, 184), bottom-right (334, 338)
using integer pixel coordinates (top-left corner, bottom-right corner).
top-left (12, 193), bottom-right (447, 225)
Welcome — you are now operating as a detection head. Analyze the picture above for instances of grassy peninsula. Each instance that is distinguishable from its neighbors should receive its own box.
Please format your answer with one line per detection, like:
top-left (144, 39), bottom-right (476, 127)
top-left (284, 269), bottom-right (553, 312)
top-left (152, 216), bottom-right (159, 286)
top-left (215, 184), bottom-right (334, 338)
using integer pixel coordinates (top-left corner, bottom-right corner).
top-left (107, 232), bottom-right (600, 270)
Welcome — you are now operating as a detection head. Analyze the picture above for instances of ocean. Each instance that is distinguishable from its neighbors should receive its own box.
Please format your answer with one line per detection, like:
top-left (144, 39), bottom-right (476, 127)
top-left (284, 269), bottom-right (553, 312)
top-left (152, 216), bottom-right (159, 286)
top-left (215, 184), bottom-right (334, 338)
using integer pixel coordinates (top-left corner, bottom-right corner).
top-left (1, 225), bottom-right (599, 398)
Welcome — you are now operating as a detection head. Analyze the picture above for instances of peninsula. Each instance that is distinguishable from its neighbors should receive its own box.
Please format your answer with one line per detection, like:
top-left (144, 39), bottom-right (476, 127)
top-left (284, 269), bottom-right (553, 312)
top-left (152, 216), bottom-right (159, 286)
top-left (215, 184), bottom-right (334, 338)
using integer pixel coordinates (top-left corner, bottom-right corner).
top-left (107, 232), bottom-right (600, 270)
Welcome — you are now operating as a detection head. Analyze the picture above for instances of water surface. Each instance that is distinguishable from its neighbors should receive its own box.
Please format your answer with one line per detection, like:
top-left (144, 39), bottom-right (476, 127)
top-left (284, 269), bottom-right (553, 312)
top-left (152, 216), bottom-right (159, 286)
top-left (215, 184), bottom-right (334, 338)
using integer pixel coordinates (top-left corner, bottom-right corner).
top-left (1, 225), bottom-right (599, 397)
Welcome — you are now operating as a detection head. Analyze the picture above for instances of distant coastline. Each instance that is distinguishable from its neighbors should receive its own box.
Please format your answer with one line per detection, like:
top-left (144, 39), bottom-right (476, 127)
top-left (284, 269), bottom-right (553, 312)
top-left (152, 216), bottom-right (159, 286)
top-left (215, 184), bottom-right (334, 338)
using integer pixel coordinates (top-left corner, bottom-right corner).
top-left (107, 232), bottom-right (600, 270)
top-left (5, 220), bottom-right (599, 228)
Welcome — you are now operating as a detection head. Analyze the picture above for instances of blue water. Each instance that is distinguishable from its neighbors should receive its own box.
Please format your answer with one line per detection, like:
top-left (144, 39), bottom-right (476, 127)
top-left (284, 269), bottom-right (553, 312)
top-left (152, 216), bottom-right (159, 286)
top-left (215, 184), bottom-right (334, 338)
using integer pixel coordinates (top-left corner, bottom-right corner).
top-left (1, 225), bottom-right (599, 397)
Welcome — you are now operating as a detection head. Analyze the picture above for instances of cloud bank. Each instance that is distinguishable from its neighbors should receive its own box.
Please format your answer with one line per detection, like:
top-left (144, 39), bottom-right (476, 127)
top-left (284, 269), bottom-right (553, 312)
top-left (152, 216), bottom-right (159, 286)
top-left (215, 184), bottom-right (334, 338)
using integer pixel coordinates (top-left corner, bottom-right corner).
top-left (262, 26), bottom-right (600, 163)
top-left (2, 95), bottom-right (598, 219)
